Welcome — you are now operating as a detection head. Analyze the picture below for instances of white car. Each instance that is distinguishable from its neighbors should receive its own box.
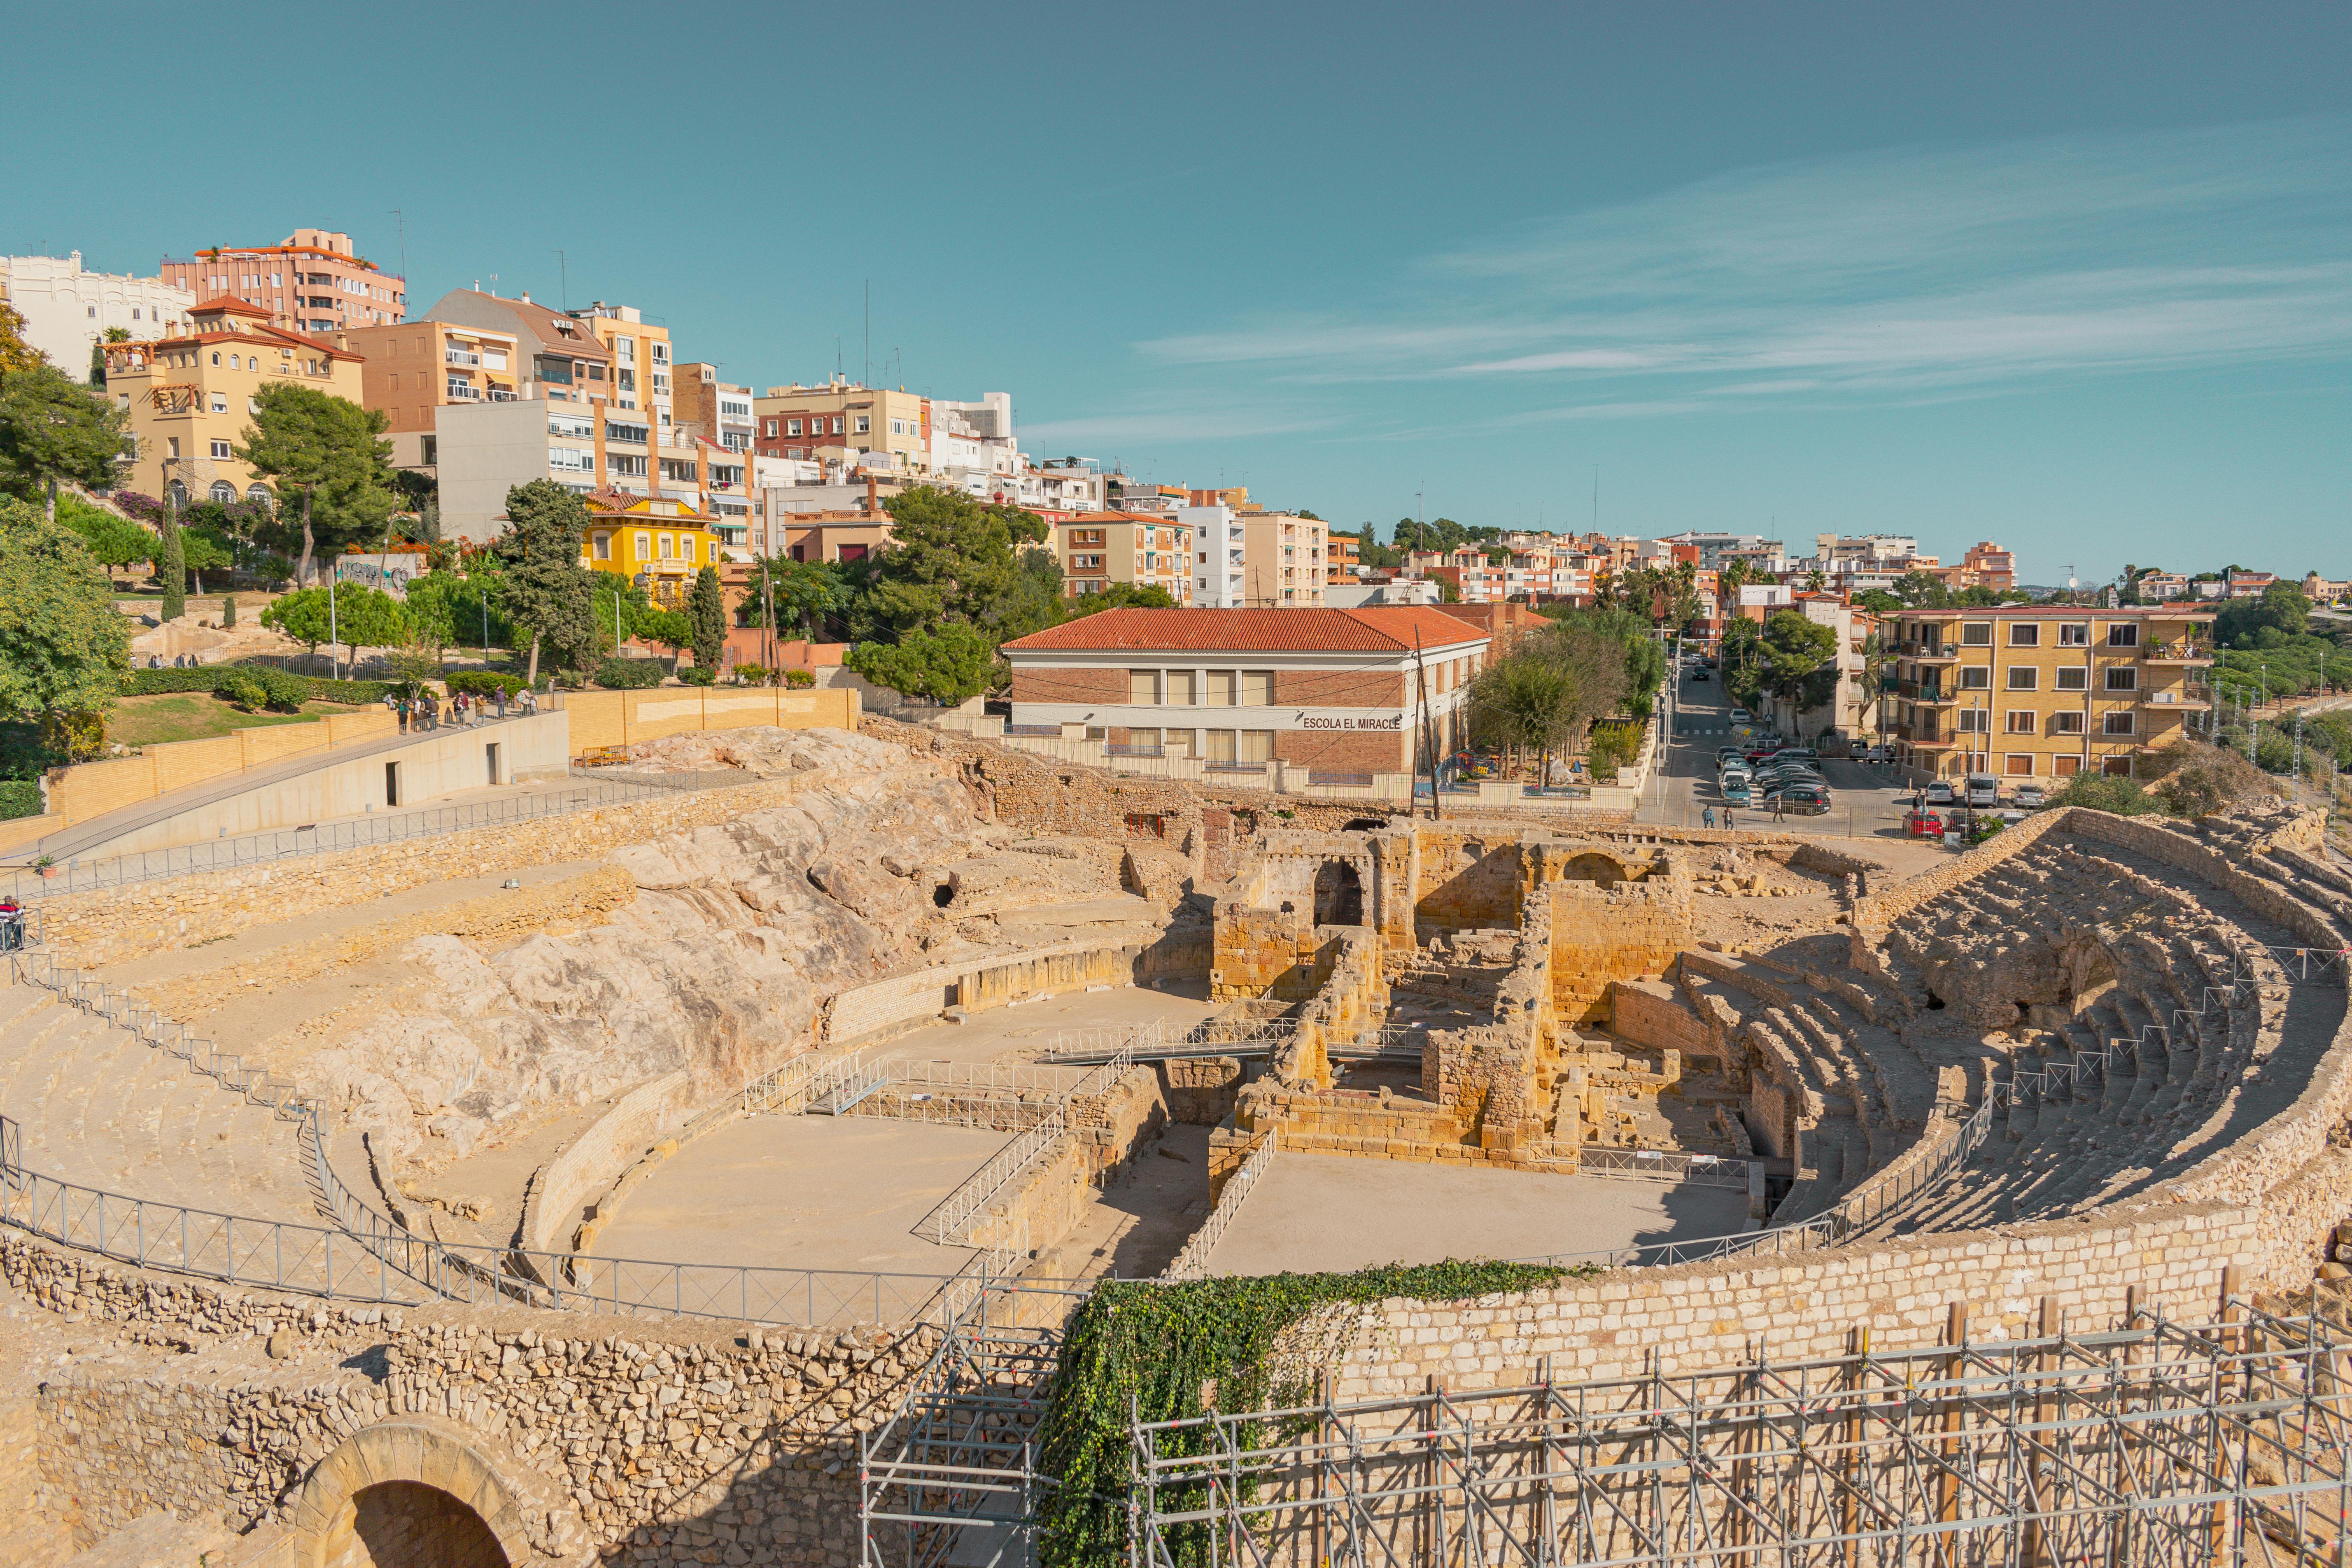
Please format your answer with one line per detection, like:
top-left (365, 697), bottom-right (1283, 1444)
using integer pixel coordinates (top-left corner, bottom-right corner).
top-left (2011, 784), bottom-right (2048, 809)
top-left (1963, 773), bottom-right (2002, 808)
top-left (1728, 708), bottom-right (1752, 725)
top-left (1861, 743), bottom-right (1895, 764)
top-left (1922, 780), bottom-right (1958, 808)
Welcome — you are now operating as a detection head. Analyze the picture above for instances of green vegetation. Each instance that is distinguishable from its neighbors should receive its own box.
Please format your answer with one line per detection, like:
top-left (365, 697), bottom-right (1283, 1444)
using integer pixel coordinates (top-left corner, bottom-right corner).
top-left (592, 657), bottom-right (665, 690)
top-left (1067, 582), bottom-right (1177, 617)
top-left (0, 497), bottom-right (131, 737)
top-left (690, 564), bottom-right (727, 673)
top-left (846, 622), bottom-right (998, 704)
top-left (160, 516), bottom-right (184, 620)
top-left (233, 382), bottom-right (397, 585)
top-left (0, 779), bottom-right (40, 820)
top-left (1034, 1261), bottom-right (1579, 1568)
top-left (104, 693), bottom-right (350, 748)
top-left (0, 360), bottom-right (133, 505)
top-left (259, 583), bottom-right (409, 676)
top-left (445, 671), bottom-right (525, 700)
top-left (493, 481), bottom-right (601, 685)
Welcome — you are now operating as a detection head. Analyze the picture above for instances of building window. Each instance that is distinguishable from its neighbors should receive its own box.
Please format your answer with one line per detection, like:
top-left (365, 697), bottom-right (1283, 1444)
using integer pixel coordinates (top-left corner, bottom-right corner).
top-left (2051, 712), bottom-right (2084, 734)
top-left (1956, 710), bottom-right (1989, 732)
top-left (854, 415), bottom-right (870, 434)
top-left (2054, 755), bottom-right (2081, 777)
top-left (210, 481), bottom-right (236, 504)
top-left (594, 533), bottom-right (612, 561)
top-left (1128, 669), bottom-right (1158, 705)
top-left (1960, 622), bottom-right (1993, 645)
top-left (2055, 667), bottom-right (2088, 690)
top-left (2104, 667), bottom-right (2138, 691)
top-left (2103, 755), bottom-right (2134, 775)
top-left (830, 417), bottom-right (844, 435)
top-left (1167, 670), bottom-right (1196, 705)
top-left (1959, 666), bottom-right (1991, 690)
top-left (2107, 622), bottom-right (2141, 647)
top-left (634, 531), bottom-right (651, 557)
top-left (2006, 667), bottom-right (2038, 690)
top-left (2004, 754), bottom-right (2035, 776)
top-left (1241, 730), bottom-right (1274, 763)
top-left (210, 394), bottom-right (227, 413)
top-left (2005, 710), bottom-right (2036, 734)
top-left (2058, 623), bottom-right (2089, 645)
top-left (2009, 623), bottom-right (2040, 647)
top-left (2103, 712), bottom-right (2136, 736)
top-left (209, 440), bottom-right (232, 459)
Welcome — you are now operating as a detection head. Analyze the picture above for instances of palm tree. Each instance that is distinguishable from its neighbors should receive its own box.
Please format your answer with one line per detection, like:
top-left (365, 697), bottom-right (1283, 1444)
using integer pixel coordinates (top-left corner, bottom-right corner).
top-left (1857, 627), bottom-right (1893, 739)
top-left (1805, 568), bottom-right (1828, 593)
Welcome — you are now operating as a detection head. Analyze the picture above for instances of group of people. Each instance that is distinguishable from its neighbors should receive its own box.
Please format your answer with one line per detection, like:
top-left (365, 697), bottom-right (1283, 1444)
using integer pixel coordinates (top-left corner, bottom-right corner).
top-left (388, 685), bottom-right (533, 734)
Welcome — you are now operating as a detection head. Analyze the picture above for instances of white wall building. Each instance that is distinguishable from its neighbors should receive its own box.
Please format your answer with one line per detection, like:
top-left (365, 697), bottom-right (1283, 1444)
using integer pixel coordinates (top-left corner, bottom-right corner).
top-left (1183, 503), bottom-right (1248, 606)
top-left (435, 398), bottom-right (603, 542)
top-left (0, 253), bottom-right (193, 371)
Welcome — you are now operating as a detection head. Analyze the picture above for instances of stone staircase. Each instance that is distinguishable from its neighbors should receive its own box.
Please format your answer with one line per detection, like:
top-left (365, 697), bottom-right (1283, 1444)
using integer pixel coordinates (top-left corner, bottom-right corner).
top-left (0, 981), bottom-right (319, 1224)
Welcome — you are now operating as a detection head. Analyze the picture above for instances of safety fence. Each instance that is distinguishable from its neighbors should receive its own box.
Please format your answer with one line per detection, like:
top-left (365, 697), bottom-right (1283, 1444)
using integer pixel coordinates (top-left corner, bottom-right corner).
top-left (4, 765), bottom-right (762, 902)
top-left (924, 1113), bottom-right (1069, 1247)
top-left (1159, 1129), bottom-right (1279, 1283)
top-left (1572, 1144), bottom-right (1753, 1191)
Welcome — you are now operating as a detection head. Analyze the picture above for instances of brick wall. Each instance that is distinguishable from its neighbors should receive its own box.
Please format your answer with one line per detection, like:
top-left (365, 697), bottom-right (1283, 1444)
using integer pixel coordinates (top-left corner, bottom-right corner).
top-left (1271, 728), bottom-right (1410, 773)
top-left (1008, 667), bottom-right (1128, 705)
top-left (1274, 670), bottom-right (1407, 708)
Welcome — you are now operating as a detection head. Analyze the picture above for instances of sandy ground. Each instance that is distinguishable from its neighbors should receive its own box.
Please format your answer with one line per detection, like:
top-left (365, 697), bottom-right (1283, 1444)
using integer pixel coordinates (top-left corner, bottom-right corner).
top-left (1206, 1151), bottom-right (1753, 1275)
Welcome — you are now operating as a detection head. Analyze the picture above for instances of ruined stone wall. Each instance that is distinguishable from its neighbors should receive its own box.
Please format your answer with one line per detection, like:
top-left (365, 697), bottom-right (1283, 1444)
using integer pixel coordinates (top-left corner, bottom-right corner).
top-left (1, 1230), bottom-right (935, 1565)
top-left (1608, 981), bottom-right (1710, 1059)
top-left (1411, 830), bottom-right (1526, 934)
top-left (1160, 1058), bottom-right (1244, 1125)
top-left (522, 1071), bottom-right (695, 1262)
top-left (1546, 881), bottom-right (1691, 1024)
top-left (826, 933), bottom-right (1204, 1048)
top-left (1850, 806), bottom-right (2075, 930)
top-left (1210, 903), bottom-right (1321, 1003)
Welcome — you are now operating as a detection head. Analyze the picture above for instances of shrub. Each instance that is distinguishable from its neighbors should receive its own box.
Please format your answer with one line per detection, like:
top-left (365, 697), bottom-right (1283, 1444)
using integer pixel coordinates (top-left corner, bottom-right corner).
top-left (782, 667), bottom-right (815, 689)
top-left (445, 671), bottom-right (524, 699)
top-left (305, 677), bottom-right (392, 704)
top-left (222, 594), bottom-right (236, 629)
top-left (2050, 772), bottom-right (2154, 815)
top-left (734, 663), bottom-right (769, 686)
top-left (121, 666), bottom-right (227, 696)
top-left (677, 665), bottom-right (717, 686)
top-left (218, 673), bottom-right (270, 710)
top-left (250, 666), bottom-right (312, 711)
top-left (39, 711), bottom-right (106, 763)
top-left (593, 657), bottom-right (665, 690)
top-left (0, 780), bottom-right (42, 821)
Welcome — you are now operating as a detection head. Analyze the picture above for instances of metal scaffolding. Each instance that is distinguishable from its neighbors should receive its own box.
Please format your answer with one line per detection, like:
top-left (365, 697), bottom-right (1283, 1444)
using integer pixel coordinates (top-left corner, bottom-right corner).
top-left (1126, 1298), bottom-right (2352, 1568)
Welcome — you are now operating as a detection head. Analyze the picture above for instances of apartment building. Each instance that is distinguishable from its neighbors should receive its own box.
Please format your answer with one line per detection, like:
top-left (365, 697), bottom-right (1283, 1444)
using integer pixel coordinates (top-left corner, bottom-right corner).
top-left (1016, 459), bottom-right (1108, 516)
top-left (754, 379), bottom-right (932, 470)
top-left (1110, 482), bottom-right (1187, 516)
top-left (0, 253), bottom-right (192, 369)
top-left (1327, 532), bottom-right (1362, 581)
top-left (436, 401), bottom-right (714, 541)
top-left (1183, 504), bottom-right (1249, 606)
top-left (1054, 512), bottom-right (1194, 602)
top-left (345, 320), bottom-right (522, 470)
top-left (99, 297), bottom-right (364, 508)
top-left (675, 364), bottom-right (755, 452)
top-left (569, 302), bottom-right (673, 428)
top-left (2135, 571), bottom-right (2191, 602)
top-left (581, 492), bottom-right (723, 610)
top-left (161, 230), bottom-right (403, 333)
top-left (1655, 531), bottom-right (1784, 571)
top-left (1001, 607), bottom-right (1490, 776)
top-left (1886, 606), bottom-right (2215, 786)
top-left (1240, 511), bottom-right (1327, 606)
top-left (1960, 541), bottom-right (2015, 591)
top-left (417, 290), bottom-right (613, 405)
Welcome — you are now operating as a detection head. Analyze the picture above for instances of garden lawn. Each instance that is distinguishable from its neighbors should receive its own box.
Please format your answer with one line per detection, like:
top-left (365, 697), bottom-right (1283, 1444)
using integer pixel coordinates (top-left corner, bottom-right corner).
top-left (105, 693), bottom-right (365, 749)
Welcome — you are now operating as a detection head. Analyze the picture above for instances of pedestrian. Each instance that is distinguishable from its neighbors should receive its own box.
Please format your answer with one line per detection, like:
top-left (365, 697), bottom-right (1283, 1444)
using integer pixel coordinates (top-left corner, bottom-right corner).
top-left (1773, 794), bottom-right (1786, 822)
top-left (1702, 805), bottom-right (1716, 830)
top-left (394, 698), bottom-right (407, 734)
top-left (1723, 805), bottom-right (1736, 831)
top-left (496, 689), bottom-right (508, 719)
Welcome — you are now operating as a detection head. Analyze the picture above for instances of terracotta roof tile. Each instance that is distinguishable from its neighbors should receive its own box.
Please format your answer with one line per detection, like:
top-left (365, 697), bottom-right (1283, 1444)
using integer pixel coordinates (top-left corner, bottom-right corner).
top-left (1001, 607), bottom-right (1490, 655)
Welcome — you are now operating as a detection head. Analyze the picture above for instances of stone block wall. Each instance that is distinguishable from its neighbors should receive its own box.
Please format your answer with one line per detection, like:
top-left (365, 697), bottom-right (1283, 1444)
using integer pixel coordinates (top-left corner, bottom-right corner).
top-left (1315, 1201), bottom-right (2258, 1399)
top-left (825, 933), bottom-right (1204, 1048)
top-left (1161, 1057), bottom-right (1244, 1125)
top-left (0, 1228), bottom-right (940, 1566)
top-left (1608, 981), bottom-right (1710, 1059)
top-left (521, 1071), bottom-right (695, 1261)
top-left (1546, 881), bottom-right (1691, 1024)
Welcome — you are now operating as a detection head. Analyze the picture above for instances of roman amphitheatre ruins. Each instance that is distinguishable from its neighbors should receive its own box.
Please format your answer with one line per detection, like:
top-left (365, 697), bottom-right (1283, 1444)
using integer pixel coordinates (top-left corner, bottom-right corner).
top-left (6, 708), bottom-right (2352, 1567)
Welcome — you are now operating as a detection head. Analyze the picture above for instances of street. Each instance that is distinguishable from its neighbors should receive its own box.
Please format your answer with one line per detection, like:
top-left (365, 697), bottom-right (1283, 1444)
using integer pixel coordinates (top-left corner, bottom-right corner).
top-left (1634, 660), bottom-right (1919, 841)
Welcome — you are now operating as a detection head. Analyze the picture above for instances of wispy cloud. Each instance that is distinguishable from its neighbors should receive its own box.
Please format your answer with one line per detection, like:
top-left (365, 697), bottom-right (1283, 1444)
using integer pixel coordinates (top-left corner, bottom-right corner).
top-left (1137, 118), bottom-right (2352, 413)
top-left (1016, 404), bottom-right (1336, 447)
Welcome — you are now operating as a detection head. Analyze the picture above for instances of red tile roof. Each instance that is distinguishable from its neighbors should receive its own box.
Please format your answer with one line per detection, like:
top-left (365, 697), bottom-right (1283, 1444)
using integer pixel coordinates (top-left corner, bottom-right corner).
top-left (1001, 607), bottom-right (1490, 654)
top-left (190, 296), bottom-right (273, 320)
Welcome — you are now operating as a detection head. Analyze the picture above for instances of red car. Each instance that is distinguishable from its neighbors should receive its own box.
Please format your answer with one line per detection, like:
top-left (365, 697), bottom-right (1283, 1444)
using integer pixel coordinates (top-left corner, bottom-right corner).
top-left (1904, 809), bottom-right (1944, 839)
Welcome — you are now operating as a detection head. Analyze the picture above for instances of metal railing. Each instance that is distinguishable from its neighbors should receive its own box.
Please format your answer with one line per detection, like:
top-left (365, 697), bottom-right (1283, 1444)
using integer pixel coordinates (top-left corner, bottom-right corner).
top-left (1159, 1129), bottom-right (1278, 1282)
top-left (1042, 1013), bottom-right (1301, 1063)
top-left (5, 765), bottom-right (760, 902)
top-left (1573, 1145), bottom-right (1753, 1190)
top-left (925, 1114), bottom-right (1068, 1246)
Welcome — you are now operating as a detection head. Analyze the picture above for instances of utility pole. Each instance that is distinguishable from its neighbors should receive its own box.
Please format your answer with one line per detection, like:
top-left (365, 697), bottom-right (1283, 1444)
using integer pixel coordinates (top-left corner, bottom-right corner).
top-left (1414, 628), bottom-right (1442, 821)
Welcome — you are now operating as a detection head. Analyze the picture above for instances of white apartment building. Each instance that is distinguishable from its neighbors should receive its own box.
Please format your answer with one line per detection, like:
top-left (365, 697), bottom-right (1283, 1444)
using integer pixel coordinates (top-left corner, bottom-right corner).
top-left (0, 253), bottom-right (194, 370)
top-left (1184, 504), bottom-right (1249, 606)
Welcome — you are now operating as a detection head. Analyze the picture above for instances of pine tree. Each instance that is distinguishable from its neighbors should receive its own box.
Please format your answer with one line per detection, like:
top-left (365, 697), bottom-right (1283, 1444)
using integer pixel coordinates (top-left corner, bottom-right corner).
top-left (689, 564), bottom-right (726, 673)
top-left (493, 481), bottom-right (600, 686)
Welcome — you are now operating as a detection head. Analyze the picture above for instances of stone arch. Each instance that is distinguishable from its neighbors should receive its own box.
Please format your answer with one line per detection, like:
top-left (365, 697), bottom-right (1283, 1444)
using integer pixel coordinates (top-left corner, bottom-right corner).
top-left (1313, 860), bottom-right (1365, 926)
top-left (1563, 851), bottom-right (1633, 888)
top-left (287, 1416), bottom-right (586, 1568)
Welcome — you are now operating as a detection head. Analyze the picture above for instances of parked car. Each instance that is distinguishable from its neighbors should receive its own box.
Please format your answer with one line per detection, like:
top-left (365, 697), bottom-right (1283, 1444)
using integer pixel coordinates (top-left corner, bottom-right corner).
top-left (1728, 708), bottom-right (1752, 725)
top-left (1762, 748), bottom-right (1821, 767)
top-left (1904, 808), bottom-right (1944, 838)
top-left (1719, 776), bottom-right (1753, 806)
top-left (2010, 783), bottom-right (2048, 809)
top-left (1762, 783), bottom-right (1832, 815)
top-left (1861, 743), bottom-right (1895, 764)
top-left (1716, 746), bottom-right (1749, 767)
top-left (1922, 780), bottom-right (1958, 808)
top-left (1690, 669), bottom-right (1710, 682)
top-left (1963, 772), bottom-right (2002, 808)
top-left (1719, 768), bottom-right (1753, 792)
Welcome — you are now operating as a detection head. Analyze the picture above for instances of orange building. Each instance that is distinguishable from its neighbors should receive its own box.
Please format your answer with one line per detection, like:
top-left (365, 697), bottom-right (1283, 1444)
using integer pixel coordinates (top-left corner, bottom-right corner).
top-left (344, 319), bottom-right (522, 469)
top-left (161, 229), bottom-right (403, 334)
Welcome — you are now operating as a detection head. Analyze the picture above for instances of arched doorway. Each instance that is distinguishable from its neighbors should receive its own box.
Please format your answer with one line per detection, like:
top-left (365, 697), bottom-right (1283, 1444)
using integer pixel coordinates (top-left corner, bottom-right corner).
top-left (1312, 860), bottom-right (1364, 926)
top-left (286, 1415), bottom-right (580, 1568)
top-left (324, 1482), bottom-right (507, 1568)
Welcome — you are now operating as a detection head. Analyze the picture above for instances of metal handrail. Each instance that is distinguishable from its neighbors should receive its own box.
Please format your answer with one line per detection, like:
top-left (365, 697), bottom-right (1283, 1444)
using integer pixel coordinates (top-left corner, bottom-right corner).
top-left (926, 1114), bottom-right (1068, 1246)
top-left (1160, 1128), bottom-right (1278, 1282)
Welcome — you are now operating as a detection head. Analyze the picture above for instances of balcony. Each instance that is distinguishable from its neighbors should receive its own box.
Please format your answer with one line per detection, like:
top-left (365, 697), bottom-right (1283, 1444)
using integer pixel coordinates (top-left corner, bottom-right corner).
top-left (1897, 680), bottom-right (1954, 704)
top-left (445, 348), bottom-right (481, 367)
top-left (2140, 641), bottom-right (2215, 665)
top-left (443, 383), bottom-right (480, 401)
top-left (1904, 642), bottom-right (1960, 662)
top-left (1893, 724), bottom-right (1958, 747)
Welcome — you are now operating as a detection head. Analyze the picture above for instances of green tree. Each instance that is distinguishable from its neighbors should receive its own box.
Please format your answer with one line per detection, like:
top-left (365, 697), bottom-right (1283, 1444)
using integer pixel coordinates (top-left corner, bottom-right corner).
top-left (400, 570), bottom-right (469, 667)
top-left (0, 499), bottom-right (132, 736)
top-left (1892, 568), bottom-right (1950, 608)
top-left (1466, 621), bottom-right (1633, 783)
top-left (0, 299), bottom-right (39, 375)
top-left (688, 563), bottom-right (727, 671)
top-left (2216, 581), bottom-right (2310, 648)
top-left (737, 557), bottom-right (850, 639)
top-left (1067, 582), bottom-right (1177, 617)
top-left (846, 622), bottom-right (999, 704)
top-left (1855, 588), bottom-right (1904, 615)
top-left (233, 382), bottom-right (396, 587)
top-left (0, 360), bottom-right (131, 511)
top-left (181, 528), bottom-right (232, 596)
top-left (55, 496), bottom-right (154, 589)
top-left (1754, 609), bottom-right (1843, 729)
top-left (638, 608), bottom-right (695, 671)
top-left (989, 546), bottom-right (1068, 642)
top-left (259, 583), bottom-right (409, 675)
top-left (852, 485), bottom-right (1050, 642)
top-left (492, 480), bottom-right (600, 685)
top-left (160, 516), bottom-right (185, 620)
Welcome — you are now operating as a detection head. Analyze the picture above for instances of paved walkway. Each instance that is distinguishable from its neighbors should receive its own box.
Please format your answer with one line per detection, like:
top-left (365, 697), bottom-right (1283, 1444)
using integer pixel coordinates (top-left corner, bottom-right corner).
top-left (30, 708), bottom-right (545, 865)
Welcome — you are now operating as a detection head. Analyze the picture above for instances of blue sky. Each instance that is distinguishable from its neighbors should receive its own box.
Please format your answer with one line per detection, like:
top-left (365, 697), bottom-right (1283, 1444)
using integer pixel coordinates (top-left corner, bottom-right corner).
top-left (10, 1), bottom-right (2347, 581)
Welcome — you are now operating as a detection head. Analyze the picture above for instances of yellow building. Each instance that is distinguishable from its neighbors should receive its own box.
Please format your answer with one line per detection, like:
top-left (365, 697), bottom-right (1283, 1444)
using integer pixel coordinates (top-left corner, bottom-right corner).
top-left (580, 491), bottom-right (722, 608)
top-left (100, 296), bottom-right (366, 506)
top-left (1887, 605), bottom-right (2215, 786)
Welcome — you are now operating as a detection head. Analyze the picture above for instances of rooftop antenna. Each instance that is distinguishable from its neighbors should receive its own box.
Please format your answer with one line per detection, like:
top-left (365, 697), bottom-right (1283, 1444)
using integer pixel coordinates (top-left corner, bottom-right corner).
top-left (389, 209), bottom-right (406, 282)
top-left (1592, 465), bottom-right (1599, 534)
